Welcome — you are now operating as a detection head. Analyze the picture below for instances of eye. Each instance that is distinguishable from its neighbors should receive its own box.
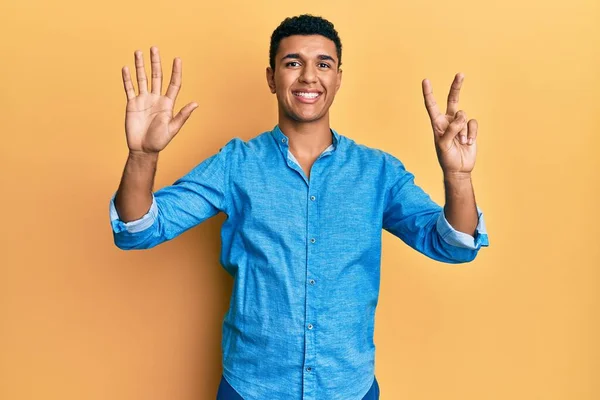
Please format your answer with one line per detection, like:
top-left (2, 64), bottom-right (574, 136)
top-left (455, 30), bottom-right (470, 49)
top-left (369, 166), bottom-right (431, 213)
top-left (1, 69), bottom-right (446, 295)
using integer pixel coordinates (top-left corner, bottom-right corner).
top-left (318, 63), bottom-right (331, 69)
top-left (286, 61), bottom-right (301, 67)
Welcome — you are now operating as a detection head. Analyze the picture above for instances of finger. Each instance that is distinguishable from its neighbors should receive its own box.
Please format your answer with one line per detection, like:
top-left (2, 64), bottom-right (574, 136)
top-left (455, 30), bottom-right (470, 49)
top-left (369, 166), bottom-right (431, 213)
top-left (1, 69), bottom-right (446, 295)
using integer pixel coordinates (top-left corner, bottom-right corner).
top-left (165, 57), bottom-right (182, 101)
top-left (122, 66), bottom-right (136, 100)
top-left (150, 46), bottom-right (163, 95)
top-left (457, 110), bottom-right (468, 144)
top-left (422, 78), bottom-right (442, 121)
top-left (440, 110), bottom-right (467, 147)
top-left (134, 50), bottom-right (148, 94)
top-left (467, 119), bottom-right (478, 145)
top-left (168, 102), bottom-right (198, 136)
top-left (459, 123), bottom-right (468, 145)
top-left (446, 73), bottom-right (464, 116)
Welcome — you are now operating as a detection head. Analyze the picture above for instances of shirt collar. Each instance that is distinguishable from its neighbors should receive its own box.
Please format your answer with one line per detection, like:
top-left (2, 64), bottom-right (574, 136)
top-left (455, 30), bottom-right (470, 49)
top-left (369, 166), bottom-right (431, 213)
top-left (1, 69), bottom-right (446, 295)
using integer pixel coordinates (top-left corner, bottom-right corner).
top-left (271, 124), bottom-right (340, 153)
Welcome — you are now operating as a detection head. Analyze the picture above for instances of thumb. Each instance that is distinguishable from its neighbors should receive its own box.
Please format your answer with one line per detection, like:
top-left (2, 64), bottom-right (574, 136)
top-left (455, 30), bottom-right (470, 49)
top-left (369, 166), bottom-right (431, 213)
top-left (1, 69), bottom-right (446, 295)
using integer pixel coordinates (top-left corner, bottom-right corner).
top-left (169, 102), bottom-right (199, 136)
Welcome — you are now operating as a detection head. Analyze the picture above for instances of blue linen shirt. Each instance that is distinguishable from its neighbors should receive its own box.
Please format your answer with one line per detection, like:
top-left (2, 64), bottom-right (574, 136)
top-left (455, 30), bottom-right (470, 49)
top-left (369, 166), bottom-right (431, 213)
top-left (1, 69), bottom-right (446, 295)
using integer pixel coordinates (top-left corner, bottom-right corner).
top-left (109, 125), bottom-right (489, 400)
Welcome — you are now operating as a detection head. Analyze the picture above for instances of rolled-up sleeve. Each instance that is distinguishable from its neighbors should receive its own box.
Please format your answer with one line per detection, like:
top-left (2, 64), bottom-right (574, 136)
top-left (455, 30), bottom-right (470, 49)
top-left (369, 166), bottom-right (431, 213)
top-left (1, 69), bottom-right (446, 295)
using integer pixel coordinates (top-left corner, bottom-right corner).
top-left (382, 159), bottom-right (489, 264)
top-left (436, 206), bottom-right (489, 250)
top-left (110, 192), bottom-right (158, 234)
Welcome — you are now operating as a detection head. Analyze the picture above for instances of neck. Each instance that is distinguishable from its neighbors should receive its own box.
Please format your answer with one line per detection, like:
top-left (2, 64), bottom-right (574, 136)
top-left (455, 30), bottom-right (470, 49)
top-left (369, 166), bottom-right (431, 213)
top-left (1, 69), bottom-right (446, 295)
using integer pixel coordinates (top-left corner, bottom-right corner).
top-left (278, 115), bottom-right (333, 158)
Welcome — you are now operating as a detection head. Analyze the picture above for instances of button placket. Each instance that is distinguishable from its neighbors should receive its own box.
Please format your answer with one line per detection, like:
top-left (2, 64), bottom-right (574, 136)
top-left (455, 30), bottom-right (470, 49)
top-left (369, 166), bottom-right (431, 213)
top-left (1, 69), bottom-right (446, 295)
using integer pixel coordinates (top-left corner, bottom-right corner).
top-left (303, 183), bottom-right (319, 398)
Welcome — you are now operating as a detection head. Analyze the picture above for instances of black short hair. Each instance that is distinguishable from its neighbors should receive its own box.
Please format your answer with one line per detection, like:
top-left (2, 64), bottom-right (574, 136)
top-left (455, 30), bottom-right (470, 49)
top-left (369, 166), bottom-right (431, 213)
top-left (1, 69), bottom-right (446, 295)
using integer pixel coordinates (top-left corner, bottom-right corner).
top-left (269, 14), bottom-right (342, 70)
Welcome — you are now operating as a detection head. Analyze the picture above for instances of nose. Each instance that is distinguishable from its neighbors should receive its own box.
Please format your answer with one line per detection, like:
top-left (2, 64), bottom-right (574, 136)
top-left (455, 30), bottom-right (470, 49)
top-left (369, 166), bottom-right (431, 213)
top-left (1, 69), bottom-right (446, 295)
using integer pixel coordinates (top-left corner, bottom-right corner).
top-left (299, 64), bottom-right (317, 84)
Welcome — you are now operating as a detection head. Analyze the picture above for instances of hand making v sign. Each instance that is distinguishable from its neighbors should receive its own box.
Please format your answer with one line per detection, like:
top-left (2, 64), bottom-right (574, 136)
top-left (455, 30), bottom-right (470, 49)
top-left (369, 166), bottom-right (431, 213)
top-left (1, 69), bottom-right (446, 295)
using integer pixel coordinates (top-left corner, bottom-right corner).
top-left (422, 73), bottom-right (478, 175)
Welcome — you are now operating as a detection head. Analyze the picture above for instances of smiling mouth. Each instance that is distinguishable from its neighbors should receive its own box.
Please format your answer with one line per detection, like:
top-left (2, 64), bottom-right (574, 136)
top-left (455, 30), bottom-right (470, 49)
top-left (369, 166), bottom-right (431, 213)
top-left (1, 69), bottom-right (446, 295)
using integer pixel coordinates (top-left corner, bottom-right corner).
top-left (292, 91), bottom-right (322, 102)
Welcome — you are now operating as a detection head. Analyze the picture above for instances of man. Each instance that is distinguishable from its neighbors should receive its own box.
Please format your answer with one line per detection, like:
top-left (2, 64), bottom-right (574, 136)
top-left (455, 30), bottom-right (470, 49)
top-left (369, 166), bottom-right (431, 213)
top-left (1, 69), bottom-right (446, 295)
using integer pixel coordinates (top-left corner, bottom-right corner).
top-left (110, 14), bottom-right (489, 400)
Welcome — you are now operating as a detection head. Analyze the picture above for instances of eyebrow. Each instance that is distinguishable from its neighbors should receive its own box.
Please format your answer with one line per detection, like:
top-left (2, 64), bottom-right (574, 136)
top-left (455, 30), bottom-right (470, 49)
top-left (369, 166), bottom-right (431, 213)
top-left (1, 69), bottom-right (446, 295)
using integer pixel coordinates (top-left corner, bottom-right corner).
top-left (281, 53), bottom-right (337, 64)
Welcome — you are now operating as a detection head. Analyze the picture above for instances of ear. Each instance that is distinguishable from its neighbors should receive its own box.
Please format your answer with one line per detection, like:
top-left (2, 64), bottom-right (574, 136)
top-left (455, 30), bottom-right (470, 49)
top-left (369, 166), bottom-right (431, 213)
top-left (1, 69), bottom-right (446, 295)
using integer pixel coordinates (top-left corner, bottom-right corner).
top-left (335, 68), bottom-right (343, 94)
top-left (266, 67), bottom-right (276, 94)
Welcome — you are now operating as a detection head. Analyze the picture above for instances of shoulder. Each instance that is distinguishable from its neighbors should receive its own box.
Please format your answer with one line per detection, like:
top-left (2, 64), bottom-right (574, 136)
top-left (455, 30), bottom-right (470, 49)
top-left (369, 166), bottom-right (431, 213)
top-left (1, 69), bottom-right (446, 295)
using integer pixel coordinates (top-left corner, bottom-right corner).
top-left (217, 130), bottom-right (273, 157)
top-left (341, 134), bottom-right (407, 171)
top-left (337, 133), bottom-right (415, 194)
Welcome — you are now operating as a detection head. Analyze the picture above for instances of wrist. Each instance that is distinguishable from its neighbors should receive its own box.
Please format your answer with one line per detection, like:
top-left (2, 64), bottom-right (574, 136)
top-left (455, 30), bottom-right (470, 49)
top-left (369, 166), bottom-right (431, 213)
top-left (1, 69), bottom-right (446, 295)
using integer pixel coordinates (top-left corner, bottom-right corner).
top-left (128, 150), bottom-right (159, 162)
top-left (443, 171), bottom-right (472, 182)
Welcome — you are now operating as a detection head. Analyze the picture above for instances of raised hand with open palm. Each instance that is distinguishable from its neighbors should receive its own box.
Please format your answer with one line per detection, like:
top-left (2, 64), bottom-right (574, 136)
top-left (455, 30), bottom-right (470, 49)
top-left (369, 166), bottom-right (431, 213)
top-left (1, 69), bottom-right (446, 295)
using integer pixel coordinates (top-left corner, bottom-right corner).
top-left (122, 46), bottom-right (198, 155)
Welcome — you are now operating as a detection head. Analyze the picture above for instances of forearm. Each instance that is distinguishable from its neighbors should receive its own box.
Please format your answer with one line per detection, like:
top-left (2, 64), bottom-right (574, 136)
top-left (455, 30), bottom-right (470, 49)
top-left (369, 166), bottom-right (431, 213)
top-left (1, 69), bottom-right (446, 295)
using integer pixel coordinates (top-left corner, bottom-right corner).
top-left (443, 172), bottom-right (478, 236)
top-left (114, 151), bottom-right (159, 222)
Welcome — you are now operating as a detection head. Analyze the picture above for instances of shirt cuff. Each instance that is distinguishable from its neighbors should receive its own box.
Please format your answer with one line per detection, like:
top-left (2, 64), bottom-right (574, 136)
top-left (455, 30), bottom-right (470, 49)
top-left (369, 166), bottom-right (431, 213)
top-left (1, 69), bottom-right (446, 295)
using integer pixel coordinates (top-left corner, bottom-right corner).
top-left (436, 206), bottom-right (489, 250)
top-left (109, 192), bottom-right (158, 234)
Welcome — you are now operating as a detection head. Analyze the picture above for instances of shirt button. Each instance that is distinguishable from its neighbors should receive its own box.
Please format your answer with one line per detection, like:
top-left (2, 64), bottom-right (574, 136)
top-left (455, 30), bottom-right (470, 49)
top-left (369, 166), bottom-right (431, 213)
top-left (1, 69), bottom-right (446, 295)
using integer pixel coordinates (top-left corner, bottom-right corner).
top-left (306, 367), bottom-right (312, 372)
top-left (310, 195), bottom-right (316, 201)
top-left (307, 324), bottom-right (313, 330)
top-left (310, 238), bottom-right (316, 244)
top-left (282, 138), bottom-right (287, 143)
top-left (309, 279), bottom-right (315, 285)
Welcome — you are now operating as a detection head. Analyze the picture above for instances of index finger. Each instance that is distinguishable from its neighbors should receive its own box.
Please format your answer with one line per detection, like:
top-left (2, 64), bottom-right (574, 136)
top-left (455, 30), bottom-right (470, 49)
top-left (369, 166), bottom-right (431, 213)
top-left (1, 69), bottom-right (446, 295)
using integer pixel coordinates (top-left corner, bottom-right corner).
top-left (422, 78), bottom-right (442, 121)
top-left (446, 73), bottom-right (464, 116)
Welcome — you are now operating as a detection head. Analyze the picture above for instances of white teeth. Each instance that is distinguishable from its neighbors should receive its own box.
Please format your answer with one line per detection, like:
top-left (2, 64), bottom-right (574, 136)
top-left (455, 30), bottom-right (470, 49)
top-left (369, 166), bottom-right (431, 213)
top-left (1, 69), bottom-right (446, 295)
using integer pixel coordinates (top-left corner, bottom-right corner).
top-left (295, 92), bottom-right (320, 98)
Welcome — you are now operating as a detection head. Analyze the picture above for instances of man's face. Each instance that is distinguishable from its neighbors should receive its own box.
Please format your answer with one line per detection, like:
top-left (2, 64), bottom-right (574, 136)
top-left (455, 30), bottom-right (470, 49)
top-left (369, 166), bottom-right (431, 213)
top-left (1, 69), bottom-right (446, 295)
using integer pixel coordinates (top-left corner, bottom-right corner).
top-left (266, 34), bottom-right (342, 124)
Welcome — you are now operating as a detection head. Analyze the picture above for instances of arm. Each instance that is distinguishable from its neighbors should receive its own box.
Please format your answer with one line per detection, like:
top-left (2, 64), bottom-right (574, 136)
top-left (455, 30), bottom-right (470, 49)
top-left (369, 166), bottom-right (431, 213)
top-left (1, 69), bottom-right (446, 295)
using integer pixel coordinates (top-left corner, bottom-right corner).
top-left (383, 160), bottom-right (488, 264)
top-left (114, 151), bottom-right (158, 223)
top-left (443, 171), bottom-right (477, 236)
top-left (422, 73), bottom-right (488, 242)
top-left (382, 73), bottom-right (490, 263)
top-left (109, 144), bottom-right (233, 250)
top-left (110, 46), bottom-right (200, 249)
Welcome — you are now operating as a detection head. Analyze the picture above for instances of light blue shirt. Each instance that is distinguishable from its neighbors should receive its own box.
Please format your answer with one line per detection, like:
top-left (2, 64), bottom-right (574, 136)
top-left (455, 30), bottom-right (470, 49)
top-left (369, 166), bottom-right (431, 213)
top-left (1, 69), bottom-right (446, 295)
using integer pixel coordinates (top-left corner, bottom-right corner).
top-left (109, 125), bottom-right (489, 400)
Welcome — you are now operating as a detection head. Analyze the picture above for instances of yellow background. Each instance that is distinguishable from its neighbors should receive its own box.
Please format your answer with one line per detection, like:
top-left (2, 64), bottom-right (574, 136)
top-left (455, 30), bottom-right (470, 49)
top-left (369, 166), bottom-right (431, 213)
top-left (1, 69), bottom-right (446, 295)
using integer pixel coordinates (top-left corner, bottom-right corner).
top-left (1, 0), bottom-right (598, 399)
